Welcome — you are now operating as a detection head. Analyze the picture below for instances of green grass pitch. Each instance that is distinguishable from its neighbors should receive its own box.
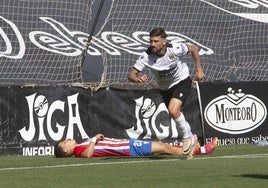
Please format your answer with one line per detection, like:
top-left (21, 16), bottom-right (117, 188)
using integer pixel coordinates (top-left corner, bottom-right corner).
top-left (0, 144), bottom-right (267, 188)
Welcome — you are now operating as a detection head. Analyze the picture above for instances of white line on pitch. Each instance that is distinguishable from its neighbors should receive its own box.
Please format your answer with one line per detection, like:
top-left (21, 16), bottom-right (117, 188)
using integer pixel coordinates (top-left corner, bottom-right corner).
top-left (0, 153), bottom-right (267, 172)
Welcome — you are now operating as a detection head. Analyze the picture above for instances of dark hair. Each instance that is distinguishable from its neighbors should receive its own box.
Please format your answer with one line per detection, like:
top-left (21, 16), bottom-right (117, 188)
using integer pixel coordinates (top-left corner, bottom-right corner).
top-left (54, 142), bottom-right (66, 158)
top-left (149, 27), bottom-right (167, 39)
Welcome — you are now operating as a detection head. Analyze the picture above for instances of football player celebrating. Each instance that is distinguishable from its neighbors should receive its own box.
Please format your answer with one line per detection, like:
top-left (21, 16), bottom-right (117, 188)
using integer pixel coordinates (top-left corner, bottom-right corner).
top-left (128, 27), bottom-right (204, 156)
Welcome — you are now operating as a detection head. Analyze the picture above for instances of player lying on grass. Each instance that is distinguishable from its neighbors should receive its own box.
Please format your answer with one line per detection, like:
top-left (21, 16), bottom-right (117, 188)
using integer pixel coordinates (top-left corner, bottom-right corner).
top-left (54, 134), bottom-right (218, 159)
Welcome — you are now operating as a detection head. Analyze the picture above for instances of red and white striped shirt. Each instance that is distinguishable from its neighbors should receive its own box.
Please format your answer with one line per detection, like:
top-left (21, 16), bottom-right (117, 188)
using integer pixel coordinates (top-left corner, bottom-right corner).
top-left (73, 137), bottom-right (131, 157)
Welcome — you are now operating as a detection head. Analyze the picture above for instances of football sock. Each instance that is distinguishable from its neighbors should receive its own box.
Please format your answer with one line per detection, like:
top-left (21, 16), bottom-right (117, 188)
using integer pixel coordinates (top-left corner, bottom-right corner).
top-left (194, 146), bottom-right (206, 155)
top-left (174, 113), bottom-right (193, 140)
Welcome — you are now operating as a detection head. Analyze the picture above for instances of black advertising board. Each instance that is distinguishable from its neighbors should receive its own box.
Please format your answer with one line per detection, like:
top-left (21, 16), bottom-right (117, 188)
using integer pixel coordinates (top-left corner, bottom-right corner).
top-left (199, 82), bottom-right (268, 146)
top-left (0, 86), bottom-right (201, 156)
top-left (1, 82), bottom-right (267, 156)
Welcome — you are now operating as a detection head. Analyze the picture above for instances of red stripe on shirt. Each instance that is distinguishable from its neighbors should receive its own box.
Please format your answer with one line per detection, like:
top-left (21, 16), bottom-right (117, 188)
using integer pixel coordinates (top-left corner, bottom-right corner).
top-left (73, 138), bottom-right (131, 157)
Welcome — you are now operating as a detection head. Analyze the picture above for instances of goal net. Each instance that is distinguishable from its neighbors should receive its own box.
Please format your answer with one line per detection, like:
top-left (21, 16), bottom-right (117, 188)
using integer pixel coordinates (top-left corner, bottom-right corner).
top-left (100, 0), bottom-right (268, 88)
top-left (0, 0), bottom-right (267, 88)
top-left (0, 0), bottom-right (93, 85)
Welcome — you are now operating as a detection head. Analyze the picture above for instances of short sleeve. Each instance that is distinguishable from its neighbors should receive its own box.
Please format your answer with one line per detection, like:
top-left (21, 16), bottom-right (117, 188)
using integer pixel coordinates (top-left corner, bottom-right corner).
top-left (133, 52), bottom-right (147, 72)
top-left (73, 144), bottom-right (88, 157)
top-left (172, 42), bottom-right (188, 56)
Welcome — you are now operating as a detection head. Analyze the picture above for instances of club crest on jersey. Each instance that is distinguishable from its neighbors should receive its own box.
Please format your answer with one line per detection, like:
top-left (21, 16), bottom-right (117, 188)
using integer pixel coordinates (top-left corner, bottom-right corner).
top-left (168, 53), bottom-right (175, 61)
top-left (139, 55), bottom-right (145, 60)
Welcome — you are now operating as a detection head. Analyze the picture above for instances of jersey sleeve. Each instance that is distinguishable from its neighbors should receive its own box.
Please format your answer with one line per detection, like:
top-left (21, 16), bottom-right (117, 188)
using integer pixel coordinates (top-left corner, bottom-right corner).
top-left (133, 52), bottom-right (147, 72)
top-left (172, 42), bottom-right (188, 56)
top-left (73, 144), bottom-right (88, 157)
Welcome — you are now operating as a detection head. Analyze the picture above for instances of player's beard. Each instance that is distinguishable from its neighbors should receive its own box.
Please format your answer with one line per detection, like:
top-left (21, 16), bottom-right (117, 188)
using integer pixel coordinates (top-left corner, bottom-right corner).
top-left (152, 45), bottom-right (166, 56)
top-left (151, 46), bottom-right (157, 53)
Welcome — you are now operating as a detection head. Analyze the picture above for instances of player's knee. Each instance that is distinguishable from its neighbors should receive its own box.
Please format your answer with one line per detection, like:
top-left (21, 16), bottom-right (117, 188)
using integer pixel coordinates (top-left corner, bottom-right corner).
top-left (168, 107), bottom-right (180, 119)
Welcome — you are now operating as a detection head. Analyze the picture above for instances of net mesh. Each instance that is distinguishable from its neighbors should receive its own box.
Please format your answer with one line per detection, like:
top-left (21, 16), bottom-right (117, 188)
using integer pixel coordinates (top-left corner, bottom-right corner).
top-left (0, 0), bottom-right (93, 85)
top-left (100, 0), bottom-right (268, 88)
top-left (0, 0), bottom-right (267, 88)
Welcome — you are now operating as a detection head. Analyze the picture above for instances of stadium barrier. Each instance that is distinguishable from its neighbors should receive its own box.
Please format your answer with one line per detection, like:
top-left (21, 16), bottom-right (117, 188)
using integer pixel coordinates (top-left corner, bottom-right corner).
top-left (198, 81), bottom-right (268, 146)
top-left (0, 85), bottom-right (201, 156)
top-left (0, 82), bottom-right (267, 156)
top-left (0, 1), bottom-right (267, 155)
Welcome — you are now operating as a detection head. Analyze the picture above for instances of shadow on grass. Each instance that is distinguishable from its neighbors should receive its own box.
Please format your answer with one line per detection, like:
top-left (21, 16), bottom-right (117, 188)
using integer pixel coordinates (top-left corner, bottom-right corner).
top-left (234, 174), bottom-right (268, 180)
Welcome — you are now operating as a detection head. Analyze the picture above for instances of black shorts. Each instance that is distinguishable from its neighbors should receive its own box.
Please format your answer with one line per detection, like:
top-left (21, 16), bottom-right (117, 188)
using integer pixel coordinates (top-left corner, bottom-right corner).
top-left (160, 77), bottom-right (192, 107)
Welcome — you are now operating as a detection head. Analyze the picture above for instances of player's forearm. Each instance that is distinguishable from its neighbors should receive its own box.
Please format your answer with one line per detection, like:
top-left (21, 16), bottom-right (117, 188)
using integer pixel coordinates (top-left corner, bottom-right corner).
top-left (192, 50), bottom-right (205, 80)
top-left (81, 138), bottom-right (97, 158)
top-left (128, 68), bottom-right (147, 83)
top-left (194, 58), bottom-right (202, 72)
top-left (188, 43), bottom-right (203, 72)
top-left (128, 71), bottom-right (139, 82)
top-left (193, 52), bottom-right (202, 72)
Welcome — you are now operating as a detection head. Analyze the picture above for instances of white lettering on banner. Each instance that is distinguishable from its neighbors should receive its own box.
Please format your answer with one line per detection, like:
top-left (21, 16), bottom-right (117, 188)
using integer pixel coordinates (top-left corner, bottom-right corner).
top-left (201, 0), bottom-right (268, 23)
top-left (126, 97), bottom-right (179, 139)
top-left (204, 88), bottom-right (267, 134)
top-left (206, 134), bottom-right (268, 146)
top-left (46, 100), bottom-right (65, 141)
top-left (66, 94), bottom-right (88, 139)
top-left (251, 134), bottom-right (268, 142)
top-left (23, 146), bottom-right (54, 156)
top-left (18, 93), bottom-right (88, 142)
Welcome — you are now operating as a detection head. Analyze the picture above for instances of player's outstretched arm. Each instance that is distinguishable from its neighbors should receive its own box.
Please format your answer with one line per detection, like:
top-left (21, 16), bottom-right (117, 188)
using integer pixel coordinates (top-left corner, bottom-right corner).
top-left (186, 43), bottom-right (204, 81)
top-left (128, 68), bottom-right (147, 83)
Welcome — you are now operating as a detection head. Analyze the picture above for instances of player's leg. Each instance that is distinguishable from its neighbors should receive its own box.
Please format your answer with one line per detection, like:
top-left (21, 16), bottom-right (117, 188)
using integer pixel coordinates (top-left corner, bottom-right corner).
top-left (168, 98), bottom-right (194, 155)
top-left (151, 141), bottom-right (183, 156)
top-left (170, 136), bottom-right (218, 155)
top-left (194, 137), bottom-right (218, 155)
top-left (161, 77), bottom-right (195, 155)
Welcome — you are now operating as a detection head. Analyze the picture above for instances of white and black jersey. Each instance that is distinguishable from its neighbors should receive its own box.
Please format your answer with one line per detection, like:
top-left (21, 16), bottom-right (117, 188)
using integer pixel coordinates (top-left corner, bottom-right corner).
top-left (133, 43), bottom-right (190, 90)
